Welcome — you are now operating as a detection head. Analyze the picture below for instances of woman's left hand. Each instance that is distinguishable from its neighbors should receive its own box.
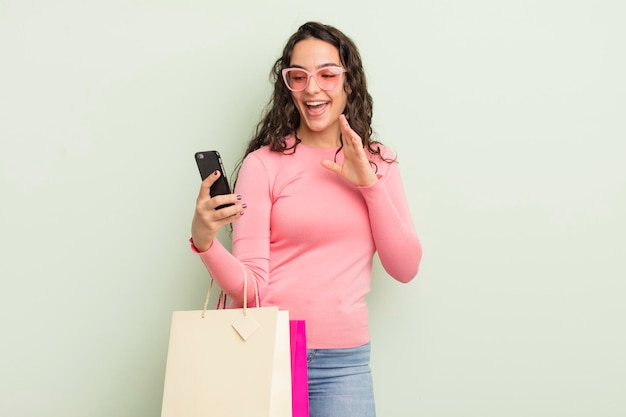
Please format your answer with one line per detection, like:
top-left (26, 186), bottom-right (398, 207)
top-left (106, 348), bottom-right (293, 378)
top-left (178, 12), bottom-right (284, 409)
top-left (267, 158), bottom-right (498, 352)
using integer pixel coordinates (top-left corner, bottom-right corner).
top-left (321, 114), bottom-right (379, 187)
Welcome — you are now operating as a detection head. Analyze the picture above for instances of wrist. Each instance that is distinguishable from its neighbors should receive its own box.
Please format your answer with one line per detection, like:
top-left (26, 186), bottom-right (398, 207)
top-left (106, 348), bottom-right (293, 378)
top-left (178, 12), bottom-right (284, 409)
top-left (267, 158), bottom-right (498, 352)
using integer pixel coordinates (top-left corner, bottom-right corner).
top-left (189, 237), bottom-right (212, 253)
top-left (359, 174), bottom-right (382, 188)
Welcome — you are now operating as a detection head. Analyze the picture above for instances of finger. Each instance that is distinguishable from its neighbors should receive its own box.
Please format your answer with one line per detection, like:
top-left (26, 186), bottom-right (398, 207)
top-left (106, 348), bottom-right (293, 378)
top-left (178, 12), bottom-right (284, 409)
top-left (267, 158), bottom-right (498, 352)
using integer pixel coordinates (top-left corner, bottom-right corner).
top-left (212, 203), bottom-right (247, 227)
top-left (321, 159), bottom-right (341, 174)
top-left (339, 120), bottom-right (364, 159)
top-left (196, 200), bottom-right (246, 230)
top-left (340, 115), bottom-right (360, 139)
top-left (210, 194), bottom-right (243, 211)
top-left (198, 169), bottom-right (221, 199)
top-left (339, 114), bottom-right (353, 140)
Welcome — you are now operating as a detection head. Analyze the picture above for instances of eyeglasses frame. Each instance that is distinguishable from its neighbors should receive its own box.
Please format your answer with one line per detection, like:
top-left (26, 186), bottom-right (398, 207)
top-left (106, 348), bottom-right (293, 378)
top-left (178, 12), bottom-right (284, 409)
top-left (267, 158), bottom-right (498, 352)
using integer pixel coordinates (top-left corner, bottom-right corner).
top-left (281, 66), bottom-right (348, 92)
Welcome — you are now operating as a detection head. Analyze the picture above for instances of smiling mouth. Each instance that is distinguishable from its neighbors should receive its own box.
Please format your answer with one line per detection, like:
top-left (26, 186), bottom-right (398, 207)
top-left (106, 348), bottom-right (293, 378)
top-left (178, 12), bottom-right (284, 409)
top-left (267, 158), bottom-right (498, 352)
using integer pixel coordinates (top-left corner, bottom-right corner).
top-left (307, 101), bottom-right (328, 107)
top-left (306, 101), bottom-right (329, 114)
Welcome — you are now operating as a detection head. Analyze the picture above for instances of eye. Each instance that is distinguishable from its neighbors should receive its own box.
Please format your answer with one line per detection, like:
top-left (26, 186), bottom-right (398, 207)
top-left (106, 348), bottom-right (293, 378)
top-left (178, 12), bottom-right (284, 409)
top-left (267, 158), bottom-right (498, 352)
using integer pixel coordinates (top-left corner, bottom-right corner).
top-left (319, 69), bottom-right (339, 79)
top-left (289, 70), bottom-right (307, 81)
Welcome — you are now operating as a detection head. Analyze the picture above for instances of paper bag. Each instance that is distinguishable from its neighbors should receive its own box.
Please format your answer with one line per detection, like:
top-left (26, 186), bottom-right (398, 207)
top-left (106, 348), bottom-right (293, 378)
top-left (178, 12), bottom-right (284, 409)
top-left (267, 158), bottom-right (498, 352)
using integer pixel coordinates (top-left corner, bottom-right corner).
top-left (290, 320), bottom-right (309, 417)
top-left (161, 270), bottom-right (292, 417)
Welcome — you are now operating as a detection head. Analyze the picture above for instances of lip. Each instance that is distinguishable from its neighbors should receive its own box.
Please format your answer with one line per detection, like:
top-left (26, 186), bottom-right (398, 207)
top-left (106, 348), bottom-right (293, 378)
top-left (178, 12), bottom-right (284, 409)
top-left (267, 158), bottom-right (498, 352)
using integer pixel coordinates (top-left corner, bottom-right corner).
top-left (304, 100), bottom-right (329, 116)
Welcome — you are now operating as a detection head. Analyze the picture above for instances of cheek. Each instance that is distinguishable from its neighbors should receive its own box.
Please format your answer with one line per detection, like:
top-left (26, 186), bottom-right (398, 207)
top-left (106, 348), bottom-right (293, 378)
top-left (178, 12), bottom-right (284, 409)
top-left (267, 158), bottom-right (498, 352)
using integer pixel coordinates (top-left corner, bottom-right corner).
top-left (335, 90), bottom-right (349, 110)
top-left (291, 92), bottom-right (305, 105)
top-left (289, 94), bottom-right (302, 111)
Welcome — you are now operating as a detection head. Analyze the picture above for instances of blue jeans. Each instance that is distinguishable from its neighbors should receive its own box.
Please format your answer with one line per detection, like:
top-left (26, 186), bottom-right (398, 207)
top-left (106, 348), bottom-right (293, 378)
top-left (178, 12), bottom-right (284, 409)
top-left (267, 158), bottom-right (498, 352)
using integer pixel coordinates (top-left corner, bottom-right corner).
top-left (307, 342), bottom-right (376, 417)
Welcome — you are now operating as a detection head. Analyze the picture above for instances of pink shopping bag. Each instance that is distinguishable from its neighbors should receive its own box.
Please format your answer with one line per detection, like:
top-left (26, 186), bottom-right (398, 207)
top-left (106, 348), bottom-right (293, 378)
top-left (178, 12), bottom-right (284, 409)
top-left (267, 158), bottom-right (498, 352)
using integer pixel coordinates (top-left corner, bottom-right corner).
top-left (290, 320), bottom-right (309, 417)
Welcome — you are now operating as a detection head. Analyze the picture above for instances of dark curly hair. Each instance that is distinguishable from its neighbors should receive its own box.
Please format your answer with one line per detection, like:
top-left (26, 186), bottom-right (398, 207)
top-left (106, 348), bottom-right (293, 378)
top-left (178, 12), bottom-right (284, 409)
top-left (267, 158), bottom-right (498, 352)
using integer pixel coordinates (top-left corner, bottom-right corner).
top-left (234, 21), bottom-right (389, 177)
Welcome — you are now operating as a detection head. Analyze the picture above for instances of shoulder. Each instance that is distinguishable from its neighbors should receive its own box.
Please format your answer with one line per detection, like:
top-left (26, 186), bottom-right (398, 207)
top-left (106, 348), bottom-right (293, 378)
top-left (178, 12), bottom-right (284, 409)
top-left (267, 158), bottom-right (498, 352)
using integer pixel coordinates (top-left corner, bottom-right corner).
top-left (366, 142), bottom-right (402, 180)
top-left (368, 142), bottom-right (398, 165)
top-left (373, 142), bottom-right (396, 159)
top-left (240, 137), bottom-right (297, 178)
top-left (243, 145), bottom-right (284, 169)
top-left (243, 135), bottom-right (302, 165)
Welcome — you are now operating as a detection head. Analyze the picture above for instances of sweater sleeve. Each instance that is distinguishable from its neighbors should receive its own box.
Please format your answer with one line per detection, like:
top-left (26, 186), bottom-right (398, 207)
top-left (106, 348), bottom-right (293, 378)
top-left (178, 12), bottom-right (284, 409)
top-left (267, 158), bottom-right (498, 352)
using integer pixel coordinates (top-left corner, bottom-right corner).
top-left (358, 158), bottom-right (422, 282)
top-left (195, 153), bottom-right (270, 306)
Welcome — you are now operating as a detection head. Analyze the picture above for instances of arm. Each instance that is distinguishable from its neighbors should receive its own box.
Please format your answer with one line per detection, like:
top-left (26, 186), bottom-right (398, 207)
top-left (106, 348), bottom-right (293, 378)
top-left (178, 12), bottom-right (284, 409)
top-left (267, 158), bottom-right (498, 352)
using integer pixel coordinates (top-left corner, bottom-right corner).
top-left (321, 115), bottom-right (422, 282)
top-left (194, 154), bottom-right (271, 306)
top-left (358, 160), bottom-right (422, 282)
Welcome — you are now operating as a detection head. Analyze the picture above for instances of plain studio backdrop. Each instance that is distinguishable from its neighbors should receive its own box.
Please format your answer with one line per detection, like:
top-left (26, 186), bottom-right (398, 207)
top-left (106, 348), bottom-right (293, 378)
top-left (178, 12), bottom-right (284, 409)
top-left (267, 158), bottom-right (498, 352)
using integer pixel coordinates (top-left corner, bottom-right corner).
top-left (1, 1), bottom-right (624, 416)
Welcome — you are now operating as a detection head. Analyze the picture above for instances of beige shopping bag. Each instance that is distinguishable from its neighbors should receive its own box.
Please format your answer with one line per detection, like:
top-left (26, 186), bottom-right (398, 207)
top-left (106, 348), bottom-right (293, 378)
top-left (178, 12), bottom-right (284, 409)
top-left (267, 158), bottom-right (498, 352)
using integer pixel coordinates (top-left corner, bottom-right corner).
top-left (161, 268), bottom-right (292, 417)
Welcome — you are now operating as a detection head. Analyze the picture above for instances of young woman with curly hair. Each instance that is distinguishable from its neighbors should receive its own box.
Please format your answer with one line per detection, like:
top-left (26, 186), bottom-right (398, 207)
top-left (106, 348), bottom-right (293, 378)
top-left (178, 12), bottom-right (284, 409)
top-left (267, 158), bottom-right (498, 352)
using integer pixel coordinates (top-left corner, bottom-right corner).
top-left (191, 21), bottom-right (422, 417)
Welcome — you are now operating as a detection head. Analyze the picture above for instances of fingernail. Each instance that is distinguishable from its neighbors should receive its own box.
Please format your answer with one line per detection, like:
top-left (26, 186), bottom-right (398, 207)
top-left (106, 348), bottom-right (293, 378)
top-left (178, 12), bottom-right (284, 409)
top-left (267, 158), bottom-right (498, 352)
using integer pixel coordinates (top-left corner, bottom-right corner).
top-left (242, 203), bottom-right (247, 209)
top-left (213, 170), bottom-right (219, 176)
top-left (236, 195), bottom-right (242, 200)
top-left (240, 211), bottom-right (245, 216)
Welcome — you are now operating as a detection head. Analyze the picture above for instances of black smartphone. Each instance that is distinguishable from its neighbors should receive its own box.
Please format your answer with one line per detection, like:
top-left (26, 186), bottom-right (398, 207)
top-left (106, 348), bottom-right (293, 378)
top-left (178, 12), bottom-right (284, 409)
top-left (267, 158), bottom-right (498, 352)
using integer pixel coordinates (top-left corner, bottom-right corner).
top-left (195, 150), bottom-right (233, 210)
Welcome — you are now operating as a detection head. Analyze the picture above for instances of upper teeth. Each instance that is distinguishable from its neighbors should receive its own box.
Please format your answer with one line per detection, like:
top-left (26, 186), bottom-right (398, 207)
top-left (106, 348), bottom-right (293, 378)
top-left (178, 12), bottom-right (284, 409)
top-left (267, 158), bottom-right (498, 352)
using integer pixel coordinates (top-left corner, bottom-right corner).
top-left (307, 101), bottom-right (326, 106)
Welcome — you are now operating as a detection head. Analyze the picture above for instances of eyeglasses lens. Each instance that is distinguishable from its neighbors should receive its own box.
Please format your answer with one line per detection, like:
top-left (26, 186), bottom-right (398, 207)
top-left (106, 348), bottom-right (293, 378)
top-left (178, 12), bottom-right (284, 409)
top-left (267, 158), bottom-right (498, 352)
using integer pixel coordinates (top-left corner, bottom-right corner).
top-left (284, 68), bottom-right (344, 91)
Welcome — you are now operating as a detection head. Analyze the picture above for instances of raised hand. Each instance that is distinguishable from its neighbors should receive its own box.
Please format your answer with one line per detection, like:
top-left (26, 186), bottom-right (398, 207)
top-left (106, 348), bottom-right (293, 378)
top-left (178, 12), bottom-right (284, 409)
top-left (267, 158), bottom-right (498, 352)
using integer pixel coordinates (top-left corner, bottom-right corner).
top-left (191, 170), bottom-right (246, 251)
top-left (321, 114), bottom-right (379, 187)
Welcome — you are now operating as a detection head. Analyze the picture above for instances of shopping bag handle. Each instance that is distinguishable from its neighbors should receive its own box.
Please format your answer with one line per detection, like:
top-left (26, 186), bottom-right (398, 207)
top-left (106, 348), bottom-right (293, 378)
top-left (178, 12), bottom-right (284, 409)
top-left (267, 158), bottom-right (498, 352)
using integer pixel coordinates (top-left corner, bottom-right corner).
top-left (201, 261), bottom-right (260, 318)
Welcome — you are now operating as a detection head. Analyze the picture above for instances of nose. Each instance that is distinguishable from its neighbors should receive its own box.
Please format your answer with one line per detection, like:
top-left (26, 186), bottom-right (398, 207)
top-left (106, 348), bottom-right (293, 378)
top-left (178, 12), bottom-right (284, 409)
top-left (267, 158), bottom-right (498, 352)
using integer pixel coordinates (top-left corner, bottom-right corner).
top-left (304, 73), bottom-right (322, 93)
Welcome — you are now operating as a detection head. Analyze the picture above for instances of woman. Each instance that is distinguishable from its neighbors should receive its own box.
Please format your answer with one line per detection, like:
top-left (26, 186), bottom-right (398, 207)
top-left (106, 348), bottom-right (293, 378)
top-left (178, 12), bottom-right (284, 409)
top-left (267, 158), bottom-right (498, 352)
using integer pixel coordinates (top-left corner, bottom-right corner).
top-left (190, 21), bottom-right (422, 417)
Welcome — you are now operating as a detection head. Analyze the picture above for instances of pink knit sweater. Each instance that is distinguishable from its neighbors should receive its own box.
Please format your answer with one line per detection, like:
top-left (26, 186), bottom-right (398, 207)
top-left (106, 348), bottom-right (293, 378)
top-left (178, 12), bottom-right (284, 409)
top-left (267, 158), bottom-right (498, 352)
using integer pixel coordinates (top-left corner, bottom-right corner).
top-left (194, 137), bottom-right (422, 348)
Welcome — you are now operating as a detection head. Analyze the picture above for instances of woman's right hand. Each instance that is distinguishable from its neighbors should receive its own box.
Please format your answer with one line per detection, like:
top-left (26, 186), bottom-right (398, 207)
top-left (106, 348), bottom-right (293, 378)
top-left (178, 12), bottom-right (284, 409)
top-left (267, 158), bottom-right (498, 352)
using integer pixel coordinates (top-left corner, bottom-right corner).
top-left (191, 170), bottom-right (246, 252)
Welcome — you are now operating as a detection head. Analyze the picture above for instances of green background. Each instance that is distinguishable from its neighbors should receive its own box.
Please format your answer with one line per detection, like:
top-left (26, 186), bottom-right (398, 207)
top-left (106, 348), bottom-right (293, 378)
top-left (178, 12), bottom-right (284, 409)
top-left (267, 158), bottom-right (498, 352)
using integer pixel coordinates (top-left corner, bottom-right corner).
top-left (1, 0), bottom-right (624, 416)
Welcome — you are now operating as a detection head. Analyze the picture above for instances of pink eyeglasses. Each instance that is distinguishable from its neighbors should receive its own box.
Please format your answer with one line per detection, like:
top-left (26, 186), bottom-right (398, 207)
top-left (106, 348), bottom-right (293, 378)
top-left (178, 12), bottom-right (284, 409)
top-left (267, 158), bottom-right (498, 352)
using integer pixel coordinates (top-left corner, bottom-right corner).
top-left (282, 66), bottom-right (348, 92)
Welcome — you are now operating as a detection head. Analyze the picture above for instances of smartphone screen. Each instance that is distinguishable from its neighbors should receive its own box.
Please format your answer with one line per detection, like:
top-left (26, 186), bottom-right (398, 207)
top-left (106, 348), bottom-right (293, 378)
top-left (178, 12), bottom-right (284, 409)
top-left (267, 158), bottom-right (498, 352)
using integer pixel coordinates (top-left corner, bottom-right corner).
top-left (195, 151), bottom-right (233, 209)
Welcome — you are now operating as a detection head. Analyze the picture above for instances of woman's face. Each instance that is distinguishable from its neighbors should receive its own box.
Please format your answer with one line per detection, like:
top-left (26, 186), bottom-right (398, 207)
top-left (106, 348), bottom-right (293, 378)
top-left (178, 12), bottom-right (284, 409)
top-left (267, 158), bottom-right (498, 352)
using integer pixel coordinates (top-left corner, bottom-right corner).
top-left (288, 38), bottom-right (348, 144)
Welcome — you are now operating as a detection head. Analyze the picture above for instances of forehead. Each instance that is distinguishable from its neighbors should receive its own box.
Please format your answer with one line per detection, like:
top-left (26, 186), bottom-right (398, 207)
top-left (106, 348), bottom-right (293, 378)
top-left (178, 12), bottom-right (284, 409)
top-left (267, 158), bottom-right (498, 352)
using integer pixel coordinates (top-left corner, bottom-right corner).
top-left (290, 38), bottom-right (341, 68)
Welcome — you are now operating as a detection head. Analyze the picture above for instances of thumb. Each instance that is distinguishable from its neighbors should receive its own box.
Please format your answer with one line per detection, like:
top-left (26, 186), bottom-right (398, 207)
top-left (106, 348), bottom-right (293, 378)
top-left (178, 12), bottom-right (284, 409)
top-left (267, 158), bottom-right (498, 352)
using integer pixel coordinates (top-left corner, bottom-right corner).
top-left (199, 169), bottom-right (221, 197)
top-left (321, 159), bottom-right (341, 174)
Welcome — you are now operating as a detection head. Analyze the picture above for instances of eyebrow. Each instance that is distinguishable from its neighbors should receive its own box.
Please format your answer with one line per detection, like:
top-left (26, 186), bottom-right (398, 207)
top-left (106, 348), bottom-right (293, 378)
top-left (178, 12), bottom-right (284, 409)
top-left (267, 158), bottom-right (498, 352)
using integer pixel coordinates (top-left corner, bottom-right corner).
top-left (288, 62), bottom-right (341, 70)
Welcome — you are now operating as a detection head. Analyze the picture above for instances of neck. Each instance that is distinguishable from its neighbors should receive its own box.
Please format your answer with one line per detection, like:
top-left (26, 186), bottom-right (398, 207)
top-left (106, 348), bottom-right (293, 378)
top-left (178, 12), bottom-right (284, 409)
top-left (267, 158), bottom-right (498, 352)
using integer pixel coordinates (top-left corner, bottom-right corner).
top-left (296, 126), bottom-right (341, 148)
